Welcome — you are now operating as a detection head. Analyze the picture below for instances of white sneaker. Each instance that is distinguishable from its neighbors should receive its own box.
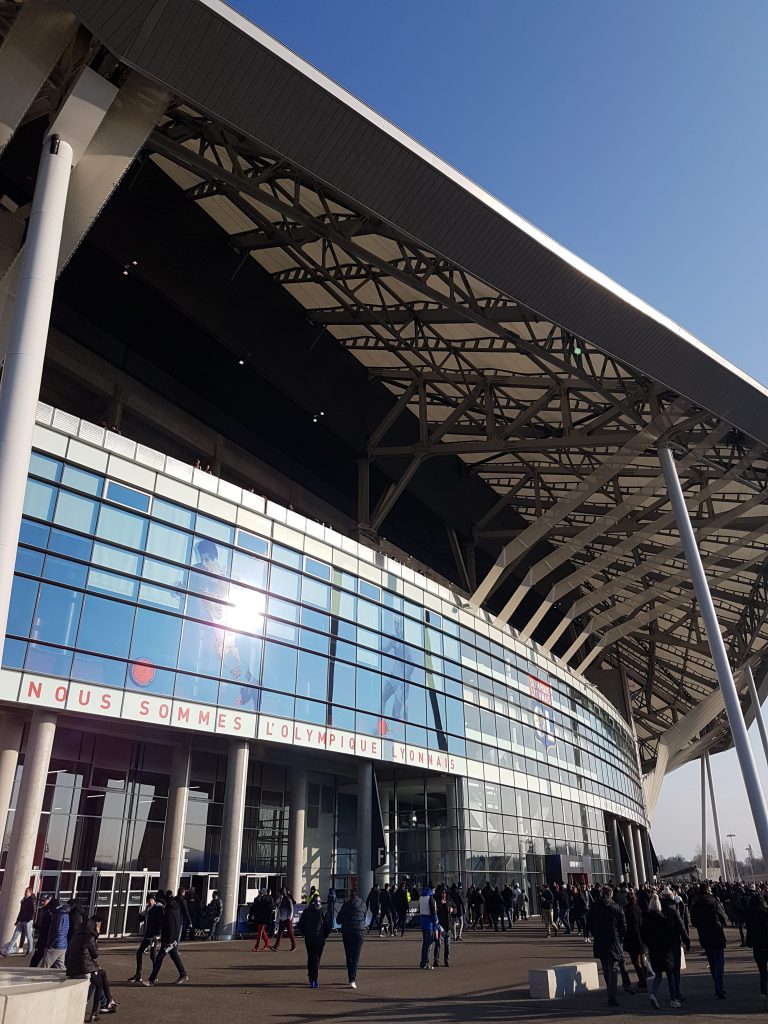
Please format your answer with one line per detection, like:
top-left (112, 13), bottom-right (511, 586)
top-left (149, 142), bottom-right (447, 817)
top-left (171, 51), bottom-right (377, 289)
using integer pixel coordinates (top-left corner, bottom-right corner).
top-left (670, 1000), bottom-right (682, 1008)
top-left (349, 981), bottom-right (357, 989)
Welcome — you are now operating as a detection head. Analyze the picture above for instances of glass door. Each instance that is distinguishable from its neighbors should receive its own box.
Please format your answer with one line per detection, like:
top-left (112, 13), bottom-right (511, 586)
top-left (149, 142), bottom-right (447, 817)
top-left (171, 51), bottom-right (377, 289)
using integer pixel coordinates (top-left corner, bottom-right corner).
top-left (94, 872), bottom-right (116, 935)
top-left (120, 873), bottom-right (154, 936)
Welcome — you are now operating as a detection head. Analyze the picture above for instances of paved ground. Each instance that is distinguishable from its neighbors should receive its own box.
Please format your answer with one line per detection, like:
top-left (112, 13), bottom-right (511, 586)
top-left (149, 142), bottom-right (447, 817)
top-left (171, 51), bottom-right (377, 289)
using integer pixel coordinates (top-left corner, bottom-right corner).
top-left (90, 922), bottom-right (765, 1023)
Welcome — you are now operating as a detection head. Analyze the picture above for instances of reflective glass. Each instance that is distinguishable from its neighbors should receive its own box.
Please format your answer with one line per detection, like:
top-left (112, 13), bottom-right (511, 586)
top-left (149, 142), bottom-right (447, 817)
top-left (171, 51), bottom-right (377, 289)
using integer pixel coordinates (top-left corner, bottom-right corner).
top-left (43, 555), bottom-right (87, 588)
top-left (260, 690), bottom-right (294, 717)
top-left (232, 549), bottom-right (267, 589)
top-left (236, 529), bottom-right (269, 556)
top-left (195, 514), bottom-right (234, 544)
top-left (31, 584), bottom-right (82, 646)
top-left (178, 619), bottom-right (223, 678)
top-left (356, 668), bottom-right (381, 714)
top-left (49, 528), bottom-right (92, 561)
top-left (270, 566), bottom-right (299, 601)
top-left (96, 505), bottom-right (147, 549)
top-left (29, 452), bottom-right (62, 481)
top-left (2, 639), bottom-right (26, 670)
top-left (71, 652), bottom-right (127, 688)
top-left (330, 704), bottom-right (354, 729)
top-left (153, 498), bottom-right (194, 529)
top-left (78, 594), bottom-right (134, 659)
top-left (15, 548), bottom-right (44, 576)
top-left (54, 492), bottom-right (98, 534)
top-left (130, 607), bottom-right (182, 670)
top-left (19, 519), bottom-right (49, 548)
top-left (25, 643), bottom-right (74, 676)
top-left (328, 659), bottom-right (355, 707)
top-left (262, 642), bottom-right (297, 693)
top-left (91, 542), bottom-right (141, 577)
top-left (23, 479), bottom-right (57, 521)
top-left (219, 679), bottom-right (260, 711)
top-left (382, 676), bottom-right (405, 719)
top-left (61, 466), bottom-right (103, 496)
top-left (146, 522), bottom-right (191, 564)
top-left (87, 569), bottom-right (137, 601)
top-left (295, 697), bottom-right (326, 725)
top-left (126, 664), bottom-right (174, 696)
top-left (7, 576), bottom-right (38, 637)
top-left (174, 673), bottom-right (218, 703)
top-left (295, 650), bottom-right (328, 700)
top-left (106, 481), bottom-right (149, 511)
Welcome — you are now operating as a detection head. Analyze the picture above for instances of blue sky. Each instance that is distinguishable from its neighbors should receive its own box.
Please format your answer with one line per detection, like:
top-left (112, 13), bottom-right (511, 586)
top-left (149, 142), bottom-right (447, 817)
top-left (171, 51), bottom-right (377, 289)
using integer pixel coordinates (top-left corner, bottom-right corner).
top-left (234, 0), bottom-right (768, 858)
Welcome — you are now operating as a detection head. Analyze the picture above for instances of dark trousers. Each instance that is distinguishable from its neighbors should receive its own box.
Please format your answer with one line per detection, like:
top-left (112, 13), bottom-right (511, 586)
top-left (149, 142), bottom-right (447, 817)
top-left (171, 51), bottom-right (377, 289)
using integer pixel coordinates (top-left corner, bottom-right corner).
top-left (600, 957), bottom-right (620, 1004)
top-left (420, 928), bottom-right (434, 968)
top-left (342, 930), bottom-right (364, 982)
top-left (29, 944), bottom-right (45, 968)
top-left (628, 949), bottom-right (647, 988)
top-left (705, 947), bottom-right (725, 996)
top-left (436, 930), bottom-right (451, 965)
top-left (148, 942), bottom-right (186, 982)
top-left (305, 940), bottom-right (325, 982)
top-left (753, 946), bottom-right (768, 996)
top-left (134, 936), bottom-right (157, 978)
top-left (274, 919), bottom-right (295, 949)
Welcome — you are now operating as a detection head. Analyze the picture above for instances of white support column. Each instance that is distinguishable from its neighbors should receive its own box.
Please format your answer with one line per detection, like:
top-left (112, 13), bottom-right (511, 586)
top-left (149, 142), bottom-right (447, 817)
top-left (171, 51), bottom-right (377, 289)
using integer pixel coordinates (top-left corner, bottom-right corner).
top-left (621, 820), bottom-right (639, 885)
top-left (0, 69), bottom-right (116, 658)
top-left (701, 757), bottom-right (708, 879)
top-left (217, 739), bottom-right (248, 940)
top-left (0, 714), bottom-right (24, 849)
top-left (159, 742), bottom-right (191, 893)
top-left (0, 710), bottom-right (55, 939)
top-left (659, 444), bottom-right (768, 863)
top-left (287, 767), bottom-right (306, 901)
top-left (744, 665), bottom-right (768, 767)
top-left (642, 828), bottom-right (655, 883)
top-left (609, 817), bottom-right (624, 883)
top-left (705, 752), bottom-right (728, 883)
top-left (356, 761), bottom-right (373, 898)
top-left (632, 825), bottom-right (647, 885)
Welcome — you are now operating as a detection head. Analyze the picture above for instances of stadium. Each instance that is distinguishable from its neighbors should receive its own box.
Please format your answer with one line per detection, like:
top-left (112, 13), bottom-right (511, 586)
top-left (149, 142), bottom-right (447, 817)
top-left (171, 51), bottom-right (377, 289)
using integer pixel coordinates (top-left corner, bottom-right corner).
top-left (0, 0), bottom-right (766, 938)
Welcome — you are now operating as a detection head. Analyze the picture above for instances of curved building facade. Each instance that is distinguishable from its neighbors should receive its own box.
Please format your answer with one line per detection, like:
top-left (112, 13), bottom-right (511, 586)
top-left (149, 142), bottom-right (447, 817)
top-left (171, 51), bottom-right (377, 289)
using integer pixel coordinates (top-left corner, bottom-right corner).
top-left (0, 406), bottom-right (647, 933)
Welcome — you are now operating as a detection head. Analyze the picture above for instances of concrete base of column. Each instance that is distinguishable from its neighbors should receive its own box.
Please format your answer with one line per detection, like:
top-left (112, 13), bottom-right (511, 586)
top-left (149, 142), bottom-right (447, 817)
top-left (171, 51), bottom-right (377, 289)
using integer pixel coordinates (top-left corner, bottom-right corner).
top-left (217, 739), bottom-right (248, 940)
top-left (159, 742), bottom-right (191, 893)
top-left (0, 710), bottom-right (55, 940)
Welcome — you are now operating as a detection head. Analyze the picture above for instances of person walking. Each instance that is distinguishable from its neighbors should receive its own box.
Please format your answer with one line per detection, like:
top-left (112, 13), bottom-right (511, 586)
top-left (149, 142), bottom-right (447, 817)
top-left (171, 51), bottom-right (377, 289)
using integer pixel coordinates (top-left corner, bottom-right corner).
top-left (450, 884), bottom-right (465, 941)
top-left (143, 891), bottom-right (188, 986)
top-left (435, 888), bottom-right (455, 967)
top-left (186, 889), bottom-right (201, 939)
top-left (336, 888), bottom-right (366, 988)
top-left (65, 915), bottom-right (117, 1020)
top-left (418, 885), bottom-right (439, 969)
top-left (41, 896), bottom-right (69, 968)
top-left (393, 882), bottom-right (409, 937)
top-left (251, 889), bottom-right (274, 951)
top-left (623, 891), bottom-right (648, 990)
top-left (298, 893), bottom-right (331, 988)
top-left (365, 884), bottom-right (381, 933)
top-left (690, 881), bottom-right (728, 999)
top-left (176, 887), bottom-right (191, 941)
top-left (272, 887), bottom-right (296, 951)
top-left (661, 887), bottom-right (690, 1004)
top-left (588, 885), bottom-right (628, 1008)
top-left (29, 895), bottom-right (53, 968)
top-left (502, 884), bottom-right (515, 930)
top-left (744, 888), bottom-right (768, 1000)
top-left (379, 883), bottom-right (394, 936)
top-left (205, 890), bottom-right (223, 939)
top-left (127, 893), bottom-right (163, 983)
top-left (540, 884), bottom-right (557, 938)
top-left (0, 886), bottom-right (36, 957)
top-left (327, 887), bottom-right (337, 932)
top-left (642, 894), bottom-right (681, 1008)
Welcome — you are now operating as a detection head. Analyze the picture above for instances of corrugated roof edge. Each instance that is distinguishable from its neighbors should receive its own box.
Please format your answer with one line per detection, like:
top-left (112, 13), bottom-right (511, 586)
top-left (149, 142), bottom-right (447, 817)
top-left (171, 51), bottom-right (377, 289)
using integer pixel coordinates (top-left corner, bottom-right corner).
top-left (64, 0), bottom-right (768, 444)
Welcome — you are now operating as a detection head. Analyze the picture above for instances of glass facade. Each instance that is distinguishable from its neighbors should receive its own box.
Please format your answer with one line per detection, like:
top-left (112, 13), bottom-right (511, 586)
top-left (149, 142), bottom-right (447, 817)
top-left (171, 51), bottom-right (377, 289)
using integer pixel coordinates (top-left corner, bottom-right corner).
top-left (0, 418), bottom-right (648, 926)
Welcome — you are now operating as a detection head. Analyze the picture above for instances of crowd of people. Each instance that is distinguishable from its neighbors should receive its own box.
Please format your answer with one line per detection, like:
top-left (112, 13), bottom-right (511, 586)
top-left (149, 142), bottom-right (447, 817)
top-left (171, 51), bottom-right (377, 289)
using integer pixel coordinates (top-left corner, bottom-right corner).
top-left (534, 877), bottom-right (768, 1009)
top-left (1, 874), bottom-right (767, 1010)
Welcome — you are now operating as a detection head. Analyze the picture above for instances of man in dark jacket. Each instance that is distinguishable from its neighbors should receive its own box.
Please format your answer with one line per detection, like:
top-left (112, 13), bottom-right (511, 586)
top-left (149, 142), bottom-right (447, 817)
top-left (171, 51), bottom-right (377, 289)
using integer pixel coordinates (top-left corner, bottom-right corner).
top-left (298, 894), bottom-right (331, 988)
top-left (29, 895), bottom-right (53, 968)
top-left (0, 886), bottom-right (36, 956)
top-left (540, 885), bottom-right (557, 937)
top-left (745, 889), bottom-right (768, 998)
top-left (67, 899), bottom-right (85, 945)
top-left (144, 891), bottom-right (188, 986)
top-left (336, 889), bottom-right (366, 987)
top-left (205, 890), bottom-right (223, 940)
top-left (435, 888), bottom-right (455, 966)
top-left (127, 894), bottom-right (164, 983)
top-left (450, 884), bottom-right (466, 941)
top-left (186, 889), bottom-right (201, 938)
top-left (588, 886), bottom-right (628, 1007)
top-left (690, 882), bottom-right (728, 998)
top-left (251, 889), bottom-right (275, 951)
top-left (66, 915), bottom-right (117, 1020)
top-left (393, 882), bottom-right (409, 937)
top-left (365, 884), bottom-right (381, 932)
top-left (42, 897), bottom-right (69, 968)
top-left (176, 887), bottom-right (191, 941)
top-left (379, 884), bottom-right (394, 936)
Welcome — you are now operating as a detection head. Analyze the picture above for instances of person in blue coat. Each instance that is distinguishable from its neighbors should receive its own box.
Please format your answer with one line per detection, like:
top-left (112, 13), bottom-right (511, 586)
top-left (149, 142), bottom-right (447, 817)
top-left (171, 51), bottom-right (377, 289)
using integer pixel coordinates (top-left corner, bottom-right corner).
top-left (418, 886), bottom-right (439, 969)
top-left (42, 897), bottom-right (70, 968)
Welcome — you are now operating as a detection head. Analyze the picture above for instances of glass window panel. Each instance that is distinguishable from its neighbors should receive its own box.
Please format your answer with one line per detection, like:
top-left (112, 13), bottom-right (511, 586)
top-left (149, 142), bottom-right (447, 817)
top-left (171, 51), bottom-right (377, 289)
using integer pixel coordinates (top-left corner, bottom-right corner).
top-left (356, 668), bottom-right (381, 714)
top-left (328, 659), bottom-right (355, 707)
top-left (87, 569), bottom-right (138, 600)
top-left (7, 576), bottom-right (38, 637)
top-left (142, 558), bottom-right (185, 589)
top-left (223, 584), bottom-right (266, 636)
top-left (331, 704), bottom-right (355, 729)
top-left (222, 632), bottom-right (261, 684)
top-left (357, 599), bottom-right (379, 631)
top-left (96, 505), bottom-right (147, 550)
top-left (126, 663), bottom-right (174, 695)
top-left (106, 481), bottom-right (149, 512)
top-left (302, 576), bottom-right (330, 610)
top-left (15, 547), bottom-right (44, 576)
top-left (296, 650), bottom-right (328, 700)
top-left (48, 529), bottom-right (91, 561)
top-left (20, 519), bottom-right (49, 548)
top-left (146, 522), bottom-right (191, 564)
top-left (260, 690), bottom-right (294, 718)
top-left (236, 529), bottom-right (269, 556)
top-left (29, 452), bottom-right (62, 481)
top-left (32, 584), bottom-right (82, 646)
top-left (304, 557), bottom-right (330, 580)
top-left (270, 566), bottom-right (299, 601)
top-left (359, 581), bottom-right (379, 602)
top-left (272, 544), bottom-right (301, 569)
top-left (262, 642), bottom-right (297, 693)
top-left (153, 498), bottom-right (194, 529)
top-left (22, 480), bottom-right (57, 521)
top-left (334, 589), bottom-right (355, 621)
top-left (25, 643), bottom-right (74, 676)
top-left (406, 723), bottom-right (427, 747)
top-left (42, 555), bottom-right (87, 588)
top-left (71, 653), bottom-right (126, 688)
top-left (2, 638), bottom-right (26, 669)
top-left (219, 680), bottom-right (260, 710)
top-left (299, 628), bottom-right (328, 655)
top-left (78, 594), bottom-right (134, 659)
top-left (139, 583), bottom-right (184, 611)
top-left (382, 676), bottom-right (405, 719)
top-left (130, 607), bottom-right (181, 670)
top-left (232, 549), bottom-right (267, 590)
top-left (174, 673), bottom-right (218, 703)
top-left (178, 619), bottom-right (223, 678)
top-left (61, 465), bottom-right (102, 496)
top-left (194, 514), bottom-right (233, 545)
top-left (92, 542), bottom-right (141, 577)
top-left (266, 617), bottom-right (298, 643)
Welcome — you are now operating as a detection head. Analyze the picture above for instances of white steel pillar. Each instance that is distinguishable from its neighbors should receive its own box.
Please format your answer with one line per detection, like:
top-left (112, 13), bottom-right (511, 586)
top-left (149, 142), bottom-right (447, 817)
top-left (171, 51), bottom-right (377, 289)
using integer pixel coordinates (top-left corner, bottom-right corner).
top-left (621, 820), bottom-right (638, 885)
top-left (700, 757), bottom-right (708, 880)
top-left (0, 70), bottom-right (116, 660)
top-left (704, 752), bottom-right (727, 883)
top-left (158, 742), bottom-right (191, 893)
top-left (609, 817), bottom-right (624, 883)
top-left (217, 738), bottom-right (248, 940)
top-left (287, 767), bottom-right (307, 901)
top-left (0, 711), bottom-right (55, 940)
top-left (0, 713), bottom-right (24, 848)
top-left (744, 664), bottom-right (768, 767)
top-left (632, 825), bottom-right (647, 884)
top-left (356, 761), bottom-right (373, 898)
top-left (659, 444), bottom-right (768, 863)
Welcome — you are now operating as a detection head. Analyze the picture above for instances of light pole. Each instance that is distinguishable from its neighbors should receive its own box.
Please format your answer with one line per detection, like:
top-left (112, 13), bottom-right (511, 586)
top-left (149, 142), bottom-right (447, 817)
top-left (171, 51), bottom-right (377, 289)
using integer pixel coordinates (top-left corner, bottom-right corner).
top-left (726, 834), bottom-right (739, 882)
